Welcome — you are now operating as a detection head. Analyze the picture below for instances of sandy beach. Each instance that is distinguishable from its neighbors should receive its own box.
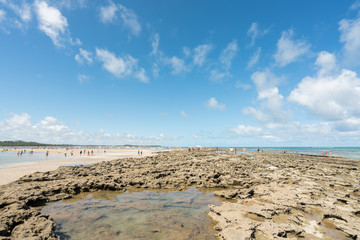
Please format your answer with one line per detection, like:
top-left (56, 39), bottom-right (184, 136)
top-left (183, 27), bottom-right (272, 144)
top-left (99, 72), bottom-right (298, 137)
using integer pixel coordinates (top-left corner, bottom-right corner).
top-left (0, 150), bottom-right (359, 239)
top-left (0, 149), bottom-right (153, 186)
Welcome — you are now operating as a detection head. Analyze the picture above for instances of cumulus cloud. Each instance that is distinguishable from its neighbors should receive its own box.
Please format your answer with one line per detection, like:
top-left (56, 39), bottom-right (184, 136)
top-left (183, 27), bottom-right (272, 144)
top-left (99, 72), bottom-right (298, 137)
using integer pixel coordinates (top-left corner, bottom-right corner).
top-left (247, 47), bottom-right (261, 68)
top-left (315, 51), bottom-right (336, 76)
top-left (99, 2), bottom-right (141, 36)
top-left (242, 106), bottom-right (269, 123)
top-left (229, 124), bottom-right (262, 137)
top-left (339, 14), bottom-right (360, 64)
top-left (273, 29), bottom-right (310, 67)
top-left (206, 97), bottom-right (226, 110)
top-left (246, 70), bottom-right (287, 122)
top-left (289, 52), bottom-right (360, 121)
top-left (75, 48), bottom-right (93, 65)
top-left (34, 0), bottom-right (73, 47)
top-left (96, 48), bottom-right (148, 83)
top-left (264, 120), bottom-right (360, 145)
top-left (0, 113), bottom-right (179, 145)
top-left (247, 22), bottom-right (269, 46)
top-left (193, 44), bottom-right (212, 66)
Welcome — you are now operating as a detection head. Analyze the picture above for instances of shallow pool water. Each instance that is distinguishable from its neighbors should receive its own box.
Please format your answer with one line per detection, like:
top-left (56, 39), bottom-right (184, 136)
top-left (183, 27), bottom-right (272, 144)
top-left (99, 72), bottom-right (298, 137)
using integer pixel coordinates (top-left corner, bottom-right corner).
top-left (41, 187), bottom-right (221, 240)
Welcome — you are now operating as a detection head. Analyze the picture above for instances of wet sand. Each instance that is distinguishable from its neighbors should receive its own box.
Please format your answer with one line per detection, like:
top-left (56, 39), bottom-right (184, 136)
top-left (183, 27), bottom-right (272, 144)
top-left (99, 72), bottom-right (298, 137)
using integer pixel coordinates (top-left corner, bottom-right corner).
top-left (0, 150), bottom-right (359, 239)
top-left (0, 149), bottom-right (153, 185)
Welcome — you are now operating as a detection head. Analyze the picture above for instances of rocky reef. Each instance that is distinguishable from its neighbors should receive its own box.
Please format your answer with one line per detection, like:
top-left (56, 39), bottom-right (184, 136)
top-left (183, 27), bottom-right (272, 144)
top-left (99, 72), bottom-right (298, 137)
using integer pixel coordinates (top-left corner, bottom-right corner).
top-left (0, 150), bottom-right (359, 239)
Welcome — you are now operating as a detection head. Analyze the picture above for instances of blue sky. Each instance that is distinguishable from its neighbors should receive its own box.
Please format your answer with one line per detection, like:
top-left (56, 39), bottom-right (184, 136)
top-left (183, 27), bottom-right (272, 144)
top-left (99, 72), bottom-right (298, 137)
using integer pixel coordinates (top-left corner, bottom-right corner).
top-left (1, 0), bottom-right (360, 147)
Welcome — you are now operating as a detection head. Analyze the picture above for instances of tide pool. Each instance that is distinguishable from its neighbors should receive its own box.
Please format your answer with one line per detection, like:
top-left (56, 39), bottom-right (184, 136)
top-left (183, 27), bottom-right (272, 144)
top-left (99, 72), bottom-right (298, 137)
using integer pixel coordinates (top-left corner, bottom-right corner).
top-left (41, 188), bottom-right (220, 240)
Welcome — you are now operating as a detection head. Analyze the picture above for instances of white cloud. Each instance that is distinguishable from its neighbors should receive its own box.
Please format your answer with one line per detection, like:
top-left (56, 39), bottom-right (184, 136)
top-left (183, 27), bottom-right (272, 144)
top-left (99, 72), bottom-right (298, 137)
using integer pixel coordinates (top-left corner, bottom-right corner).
top-left (5, 1), bottom-right (32, 23)
top-left (167, 56), bottom-right (187, 75)
top-left (350, 0), bottom-right (360, 10)
top-left (206, 97), bottom-right (226, 110)
top-left (242, 107), bottom-right (269, 123)
top-left (46, 0), bottom-right (87, 10)
top-left (289, 64), bottom-right (360, 120)
top-left (192, 134), bottom-right (203, 139)
top-left (5, 112), bottom-right (31, 127)
top-left (0, 9), bottom-right (5, 22)
top-left (96, 48), bottom-right (148, 82)
top-left (209, 69), bottom-right (229, 82)
top-left (118, 4), bottom-right (141, 36)
top-left (219, 40), bottom-right (238, 70)
top-left (0, 1), bottom-right (32, 28)
top-left (183, 47), bottom-right (191, 57)
top-left (247, 22), bottom-right (269, 46)
top-left (247, 47), bottom-right (261, 68)
top-left (235, 81), bottom-right (251, 90)
top-left (152, 62), bottom-right (160, 78)
top-left (0, 113), bottom-right (179, 145)
top-left (34, 0), bottom-right (70, 47)
top-left (75, 48), bottom-right (93, 65)
top-left (78, 74), bottom-right (89, 83)
top-left (134, 67), bottom-right (149, 83)
top-left (250, 70), bottom-right (287, 121)
top-left (99, 1), bottom-right (117, 23)
top-left (180, 110), bottom-right (190, 119)
top-left (193, 44), bottom-right (212, 66)
top-left (264, 120), bottom-right (360, 145)
top-left (99, 2), bottom-right (141, 36)
top-left (315, 51), bottom-right (336, 76)
top-left (150, 33), bottom-right (160, 55)
top-left (209, 40), bottom-right (238, 82)
top-left (229, 124), bottom-right (262, 137)
top-left (339, 14), bottom-right (360, 64)
top-left (273, 29), bottom-right (310, 67)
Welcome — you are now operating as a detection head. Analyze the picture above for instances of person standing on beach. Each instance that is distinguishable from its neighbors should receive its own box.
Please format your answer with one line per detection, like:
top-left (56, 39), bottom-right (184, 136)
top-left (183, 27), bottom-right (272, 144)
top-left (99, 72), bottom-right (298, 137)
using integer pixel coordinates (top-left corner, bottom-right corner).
top-left (330, 151), bottom-right (332, 158)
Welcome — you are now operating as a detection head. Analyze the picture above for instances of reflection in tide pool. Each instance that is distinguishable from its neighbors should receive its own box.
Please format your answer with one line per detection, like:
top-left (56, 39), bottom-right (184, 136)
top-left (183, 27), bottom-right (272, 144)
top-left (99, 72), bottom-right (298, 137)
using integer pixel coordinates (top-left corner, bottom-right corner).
top-left (41, 188), bottom-right (221, 240)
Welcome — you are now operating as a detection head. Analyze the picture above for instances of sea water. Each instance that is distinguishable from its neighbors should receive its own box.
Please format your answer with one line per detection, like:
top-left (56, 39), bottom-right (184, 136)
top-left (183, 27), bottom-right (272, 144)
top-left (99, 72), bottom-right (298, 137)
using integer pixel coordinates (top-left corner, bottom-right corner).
top-left (259, 147), bottom-right (360, 159)
top-left (41, 187), bottom-right (220, 240)
top-left (0, 150), bottom-right (68, 167)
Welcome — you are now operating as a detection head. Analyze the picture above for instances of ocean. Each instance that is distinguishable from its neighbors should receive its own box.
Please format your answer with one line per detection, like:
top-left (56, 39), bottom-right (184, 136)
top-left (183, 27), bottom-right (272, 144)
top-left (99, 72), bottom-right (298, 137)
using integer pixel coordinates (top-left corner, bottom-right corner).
top-left (0, 150), bottom-right (67, 167)
top-left (1, 147), bottom-right (360, 167)
top-left (246, 147), bottom-right (360, 159)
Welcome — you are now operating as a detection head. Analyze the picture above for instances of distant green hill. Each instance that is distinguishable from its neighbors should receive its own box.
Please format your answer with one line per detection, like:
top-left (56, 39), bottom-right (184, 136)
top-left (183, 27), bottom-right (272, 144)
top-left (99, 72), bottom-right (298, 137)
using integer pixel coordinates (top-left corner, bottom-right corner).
top-left (0, 141), bottom-right (66, 147)
top-left (0, 141), bottom-right (163, 148)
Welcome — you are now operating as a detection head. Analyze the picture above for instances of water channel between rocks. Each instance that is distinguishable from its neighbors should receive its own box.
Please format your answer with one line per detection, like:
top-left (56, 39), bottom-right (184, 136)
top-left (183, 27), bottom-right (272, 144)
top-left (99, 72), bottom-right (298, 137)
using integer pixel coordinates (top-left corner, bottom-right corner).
top-left (41, 187), bottom-right (222, 240)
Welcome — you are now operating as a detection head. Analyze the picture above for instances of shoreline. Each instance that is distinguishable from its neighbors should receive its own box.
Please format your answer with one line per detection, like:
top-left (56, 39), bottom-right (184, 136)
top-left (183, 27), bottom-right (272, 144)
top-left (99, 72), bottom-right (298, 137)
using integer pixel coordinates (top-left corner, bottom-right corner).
top-left (0, 149), bottom-right (154, 186)
top-left (0, 150), bottom-right (359, 239)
